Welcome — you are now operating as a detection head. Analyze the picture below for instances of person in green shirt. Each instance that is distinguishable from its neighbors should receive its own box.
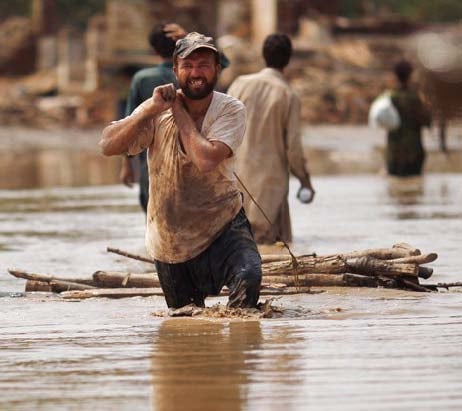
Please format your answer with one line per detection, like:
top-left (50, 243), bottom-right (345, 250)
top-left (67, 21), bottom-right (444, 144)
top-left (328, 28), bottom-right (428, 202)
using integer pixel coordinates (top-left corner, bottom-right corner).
top-left (120, 23), bottom-right (186, 212)
top-left (387, 59), bottom-right (432, 176)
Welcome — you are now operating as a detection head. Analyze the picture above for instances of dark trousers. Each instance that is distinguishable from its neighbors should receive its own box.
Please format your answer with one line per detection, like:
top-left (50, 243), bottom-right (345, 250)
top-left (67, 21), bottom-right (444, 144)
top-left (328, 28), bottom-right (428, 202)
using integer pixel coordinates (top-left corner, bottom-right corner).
top-left (154, 208), bottom-right (262, 309)
top-left (138, 150), bottom-right (149, 213)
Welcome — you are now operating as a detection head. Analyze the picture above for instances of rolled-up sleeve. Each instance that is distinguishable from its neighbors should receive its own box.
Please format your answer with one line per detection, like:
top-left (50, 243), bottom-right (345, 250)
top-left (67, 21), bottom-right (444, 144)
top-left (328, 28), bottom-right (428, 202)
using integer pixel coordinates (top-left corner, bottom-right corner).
top-left (125, 100), bottom-right (156, 156)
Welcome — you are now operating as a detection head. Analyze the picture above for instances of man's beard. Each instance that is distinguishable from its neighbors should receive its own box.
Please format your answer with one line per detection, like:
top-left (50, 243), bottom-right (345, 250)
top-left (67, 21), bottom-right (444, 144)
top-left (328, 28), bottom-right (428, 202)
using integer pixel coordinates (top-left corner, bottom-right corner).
top-left (180, 74), bottom-right (217, 100)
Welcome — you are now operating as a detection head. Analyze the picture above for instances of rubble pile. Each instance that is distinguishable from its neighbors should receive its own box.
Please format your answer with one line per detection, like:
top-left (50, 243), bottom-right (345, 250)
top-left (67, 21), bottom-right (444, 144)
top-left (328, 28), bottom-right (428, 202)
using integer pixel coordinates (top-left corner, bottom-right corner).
top-left (289, 36), bottom-right (406, 124)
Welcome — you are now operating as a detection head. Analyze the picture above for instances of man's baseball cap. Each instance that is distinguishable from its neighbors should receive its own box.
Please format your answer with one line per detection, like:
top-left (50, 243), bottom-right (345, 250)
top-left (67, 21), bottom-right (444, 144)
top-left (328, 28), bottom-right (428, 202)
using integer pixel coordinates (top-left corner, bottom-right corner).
top-left (173, 32), bottom-right (218, 59)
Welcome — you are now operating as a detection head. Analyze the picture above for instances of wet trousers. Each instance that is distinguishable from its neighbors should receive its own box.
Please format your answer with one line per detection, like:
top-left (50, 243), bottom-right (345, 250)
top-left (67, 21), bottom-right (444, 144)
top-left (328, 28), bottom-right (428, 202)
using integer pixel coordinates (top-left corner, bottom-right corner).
top-left (154, 208), bottom-right (262, 309)
top-left (138, 150), bottom-right (149, 213)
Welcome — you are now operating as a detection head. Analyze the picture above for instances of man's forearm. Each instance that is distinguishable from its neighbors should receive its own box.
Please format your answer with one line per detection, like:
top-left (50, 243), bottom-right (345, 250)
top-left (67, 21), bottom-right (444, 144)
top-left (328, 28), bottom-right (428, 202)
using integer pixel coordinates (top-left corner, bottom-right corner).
top-left (99, 109), bottom-right (156, 156)
top-left (174, 106), bottom-right (226, 172)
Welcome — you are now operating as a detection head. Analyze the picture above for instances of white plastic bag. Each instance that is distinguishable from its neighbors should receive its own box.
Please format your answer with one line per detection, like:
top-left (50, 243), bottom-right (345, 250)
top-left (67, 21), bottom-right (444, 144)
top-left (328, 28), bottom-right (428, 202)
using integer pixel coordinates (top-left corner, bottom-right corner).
top-left (368, 93), bottom-right (401, 131)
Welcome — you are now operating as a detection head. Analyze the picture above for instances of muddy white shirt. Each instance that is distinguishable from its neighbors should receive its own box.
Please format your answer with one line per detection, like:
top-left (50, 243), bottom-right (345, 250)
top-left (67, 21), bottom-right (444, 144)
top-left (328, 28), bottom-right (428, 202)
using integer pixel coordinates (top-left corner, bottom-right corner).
top-left (126, 91), bottom-right (246, 263)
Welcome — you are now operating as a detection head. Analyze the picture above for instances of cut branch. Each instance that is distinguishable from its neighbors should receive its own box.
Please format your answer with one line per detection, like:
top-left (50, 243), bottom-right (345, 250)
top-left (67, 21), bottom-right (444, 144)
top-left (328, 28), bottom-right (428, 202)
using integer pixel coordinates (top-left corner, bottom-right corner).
top-left (25, 280), bottom-right (52, 292)
top-left (106, 247), bottom-right (155, 264)
top-left (8, 269), bottom-right (95, 285)
top-left (60, 286), bottom-right (317, 300)
top-left (392, 243), bottom-right (421, 256)
top-left (390, 253), bottom-right (437, 265)
top-left (93, 271), bottom-right (158, 288)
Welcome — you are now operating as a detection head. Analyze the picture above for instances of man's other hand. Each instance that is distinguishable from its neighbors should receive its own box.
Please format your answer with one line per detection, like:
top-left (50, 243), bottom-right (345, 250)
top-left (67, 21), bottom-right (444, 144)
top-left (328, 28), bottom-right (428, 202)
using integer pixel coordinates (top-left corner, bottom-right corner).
top-left (297, 186), bottom-right (315, 204)
top-left (163, 23), bottom-right (187, 41)
top-left (120, 156), bottom-right (135, 188)
top-left (152, 83), bottom-right (176, 112)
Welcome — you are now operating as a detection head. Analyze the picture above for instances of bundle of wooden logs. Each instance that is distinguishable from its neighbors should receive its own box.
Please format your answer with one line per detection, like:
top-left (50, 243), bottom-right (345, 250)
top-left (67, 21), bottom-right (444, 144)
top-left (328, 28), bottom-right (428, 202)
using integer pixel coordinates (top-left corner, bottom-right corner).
top-left (7, 243), bottom-right (460, 300)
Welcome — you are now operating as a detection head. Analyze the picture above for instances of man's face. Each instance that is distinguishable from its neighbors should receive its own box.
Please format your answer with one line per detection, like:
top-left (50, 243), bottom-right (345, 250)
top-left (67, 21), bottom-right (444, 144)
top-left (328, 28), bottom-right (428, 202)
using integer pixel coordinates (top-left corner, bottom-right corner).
top-left (174, 49), bottom-right (220, 100)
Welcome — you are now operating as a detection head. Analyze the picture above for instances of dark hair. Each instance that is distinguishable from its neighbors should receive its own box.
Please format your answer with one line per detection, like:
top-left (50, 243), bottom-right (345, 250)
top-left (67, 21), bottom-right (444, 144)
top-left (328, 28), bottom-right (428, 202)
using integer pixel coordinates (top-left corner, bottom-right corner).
top-left (263, 33), bottom-right (292, 69)
top-left (394, 59), bottom-right (413, 85)
top-left (148, 23), bottom-right (176, 58)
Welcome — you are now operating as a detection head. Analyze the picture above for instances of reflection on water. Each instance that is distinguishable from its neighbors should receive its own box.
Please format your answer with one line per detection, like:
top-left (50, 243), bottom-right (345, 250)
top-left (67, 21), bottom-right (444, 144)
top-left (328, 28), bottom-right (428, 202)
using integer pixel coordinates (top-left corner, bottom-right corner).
top-left (0, 149), bottom-right (120, 189)
top-left (386, 176), bottom-right (424, 206)
top-left (1, 174), bottom-right (462, 410)
top-left (386, 176), bottom-right (462, 220)
top-left (152, 320), bottom-right (263, 411)
top-left (151, 319), bottom-right (306, 411)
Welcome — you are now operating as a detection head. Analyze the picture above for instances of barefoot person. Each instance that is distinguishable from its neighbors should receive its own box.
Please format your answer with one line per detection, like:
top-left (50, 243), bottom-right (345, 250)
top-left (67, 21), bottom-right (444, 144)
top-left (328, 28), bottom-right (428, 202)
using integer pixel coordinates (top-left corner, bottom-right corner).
top-left (100, 32), bottom-right (262, 309)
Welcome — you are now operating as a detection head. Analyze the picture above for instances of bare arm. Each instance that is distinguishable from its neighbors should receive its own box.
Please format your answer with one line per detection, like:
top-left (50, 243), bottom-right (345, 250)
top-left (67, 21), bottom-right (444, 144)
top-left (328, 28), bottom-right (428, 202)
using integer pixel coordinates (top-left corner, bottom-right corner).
top-left (99, 84), bottom-right (177, 156)
top-left (172, 92), bottom-right (232, 172)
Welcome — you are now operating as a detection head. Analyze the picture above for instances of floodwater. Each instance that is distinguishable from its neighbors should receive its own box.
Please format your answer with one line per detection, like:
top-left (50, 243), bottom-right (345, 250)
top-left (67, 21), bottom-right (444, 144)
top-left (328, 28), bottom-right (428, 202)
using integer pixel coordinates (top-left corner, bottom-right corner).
top-left (1, 160), bottom-right (462, 409)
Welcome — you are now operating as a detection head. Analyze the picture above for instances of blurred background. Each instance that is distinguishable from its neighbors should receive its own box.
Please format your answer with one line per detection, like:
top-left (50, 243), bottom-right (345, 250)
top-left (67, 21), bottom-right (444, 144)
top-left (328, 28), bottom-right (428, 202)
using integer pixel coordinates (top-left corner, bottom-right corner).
top-left (1, 0), bottom-right (462, 188)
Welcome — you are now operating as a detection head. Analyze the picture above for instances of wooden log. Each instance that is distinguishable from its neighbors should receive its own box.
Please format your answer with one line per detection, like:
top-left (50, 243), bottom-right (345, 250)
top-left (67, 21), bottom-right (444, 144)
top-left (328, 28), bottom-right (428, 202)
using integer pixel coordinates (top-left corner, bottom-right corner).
top-left (270, 248), bottom-right (414, 263)
top-left (343, 273), bottom-right (379, 288)
top-left (377, 276), bottom-right (399, 288)
top-left (49, 280), bottom-right (96, 292)
top-left (260, 286), bottom-right (314, 295)
top-left (8, 269), bottom-right (95, 286)
top-left (61, 287), bottom-right (165, 299)
top-left (266, 247), bottom-right (437, 267)
top-left (262, 255), bottom-right (418, 277)
top-left (87, 271), bottom-right (388, 290)
top-left (106, 247), bottom-right (155, 264)
top-left (392, 243), bottom-right (421, 256)
top-left (390, 253), bottom-right (437, 265)
top-left (92, 271), bottom-right (158, 288)
top-left (25, 279), bottom-right (96, 293)
top-left (261, 254), bottom-right (292, 263)
top-left (104, 245), bottom-right (428, 279)
top-left (263, 273), bottom-right (345, 287)
top-left (93, 271), bottom-right (381, 289)
top-left (263, 273), bottom-right (381, 288)
top-left (61, 286), bottom-right (318, 300)
top-left (107, 246), bottom-right (302, 266)
top-left (25, 280), bottom-right (52, 292)
top-left (418, 266), bottom-right (433, 280)
top-left (400, 279), bottom-right (433, 292)
top-left (263, 255), bottom-right (347, 276)
top-left (345, 256), bottom-right (418, 277)
top-left (333, 247), bottom-right (416, 260)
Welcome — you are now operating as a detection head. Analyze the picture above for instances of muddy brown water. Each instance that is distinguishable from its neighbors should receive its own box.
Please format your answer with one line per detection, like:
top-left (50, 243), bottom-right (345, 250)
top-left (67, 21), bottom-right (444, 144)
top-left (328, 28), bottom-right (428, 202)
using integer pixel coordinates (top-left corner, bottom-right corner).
top-left (1, 129), bottom-right (462, 410)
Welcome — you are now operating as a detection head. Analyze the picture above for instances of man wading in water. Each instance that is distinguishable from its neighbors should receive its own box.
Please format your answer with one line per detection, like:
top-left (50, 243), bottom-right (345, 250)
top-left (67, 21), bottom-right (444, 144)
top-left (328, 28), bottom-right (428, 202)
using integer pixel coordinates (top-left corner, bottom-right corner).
top-left (100, 32), bottom-right (262, 310)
